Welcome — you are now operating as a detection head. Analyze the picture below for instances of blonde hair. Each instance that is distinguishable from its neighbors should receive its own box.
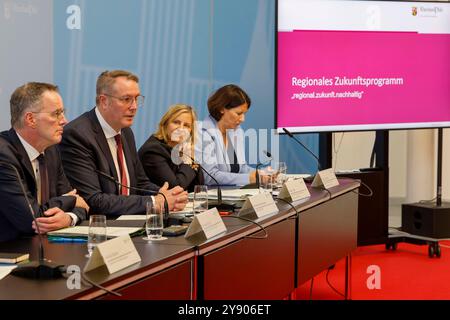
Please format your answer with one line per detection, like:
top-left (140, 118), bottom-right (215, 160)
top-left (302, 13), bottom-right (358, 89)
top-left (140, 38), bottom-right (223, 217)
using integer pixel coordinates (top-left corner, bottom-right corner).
top-left (154, 104), bottom-right (197, 155)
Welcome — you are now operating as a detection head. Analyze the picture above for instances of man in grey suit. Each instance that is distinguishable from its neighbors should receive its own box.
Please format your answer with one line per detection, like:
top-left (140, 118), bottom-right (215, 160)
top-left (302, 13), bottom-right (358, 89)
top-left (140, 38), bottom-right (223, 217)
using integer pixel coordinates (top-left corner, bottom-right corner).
top-left (59, 70), bottom-right (187, 216)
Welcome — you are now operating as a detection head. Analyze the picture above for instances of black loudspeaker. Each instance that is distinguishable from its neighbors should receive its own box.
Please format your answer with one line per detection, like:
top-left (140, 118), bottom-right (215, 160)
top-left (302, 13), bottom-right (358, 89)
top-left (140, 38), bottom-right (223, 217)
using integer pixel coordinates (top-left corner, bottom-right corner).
top-left (402, 202), bottom-right (450, 238)
top-left (336, 169), bottom-right (388, 246)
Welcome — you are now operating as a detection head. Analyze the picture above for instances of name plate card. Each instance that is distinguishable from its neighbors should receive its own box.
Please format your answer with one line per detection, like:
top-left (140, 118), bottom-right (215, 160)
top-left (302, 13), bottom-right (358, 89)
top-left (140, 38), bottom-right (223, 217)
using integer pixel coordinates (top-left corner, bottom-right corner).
top-left (239, 192), bottom-right (279, 218)
top-left (184, 207), bottom-right (227, 239)
top-left (311, 168), bottom-right (340, 190)
top-left (278, 179), bottom-right (310, 201)
top-left (84, 235), bottom-right (141, 274)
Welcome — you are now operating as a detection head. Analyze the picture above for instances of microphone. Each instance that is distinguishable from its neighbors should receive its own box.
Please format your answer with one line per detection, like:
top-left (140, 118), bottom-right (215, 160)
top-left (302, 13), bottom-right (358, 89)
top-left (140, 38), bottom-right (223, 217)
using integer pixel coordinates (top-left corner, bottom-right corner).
top-left (242, 150), bottom-right (272, 189)
top-left (179, 151), bottom-right (235, 211)
top-left (0, 161), bottom-right (64, 279)
top-left (95, 169), bottom-right (170, 222)
top-left (255, 150), bottom-right (273, 188)
top-left (282, 128), bottom-right (322, 171)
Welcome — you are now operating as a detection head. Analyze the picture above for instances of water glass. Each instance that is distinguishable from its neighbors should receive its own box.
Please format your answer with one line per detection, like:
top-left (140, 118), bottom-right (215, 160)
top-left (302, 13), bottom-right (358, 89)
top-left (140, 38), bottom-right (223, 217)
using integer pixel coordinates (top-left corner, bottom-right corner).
top-left (145, 201), bottom-right (164, 240)
top-left (87, 215), bottom-right (107, 257)
top-left (259, 171), bottom-right (275, 195)
top-left (193, 185), bottom-right (208, 215)
top-left (274, 162), bottom-right (288, 188)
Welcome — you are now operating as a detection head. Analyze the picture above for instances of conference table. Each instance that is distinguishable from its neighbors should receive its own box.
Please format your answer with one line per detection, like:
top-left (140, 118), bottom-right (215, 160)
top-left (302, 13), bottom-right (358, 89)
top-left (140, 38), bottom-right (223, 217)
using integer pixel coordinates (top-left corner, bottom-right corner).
top-left (0, 178), bottom-right (359, 300)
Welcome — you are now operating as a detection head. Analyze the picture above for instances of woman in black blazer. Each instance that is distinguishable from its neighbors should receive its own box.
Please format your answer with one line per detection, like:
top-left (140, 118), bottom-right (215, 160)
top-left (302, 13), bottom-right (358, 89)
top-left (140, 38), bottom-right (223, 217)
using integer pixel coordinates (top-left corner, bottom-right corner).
top-left (138, 104), bottom-right (204, 192)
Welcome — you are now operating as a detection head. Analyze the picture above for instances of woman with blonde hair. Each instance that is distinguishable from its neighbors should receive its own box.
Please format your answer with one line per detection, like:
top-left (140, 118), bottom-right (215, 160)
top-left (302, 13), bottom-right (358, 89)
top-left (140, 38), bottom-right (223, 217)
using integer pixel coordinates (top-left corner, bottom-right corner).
top-left (138, 104), bottom-right (203, 192)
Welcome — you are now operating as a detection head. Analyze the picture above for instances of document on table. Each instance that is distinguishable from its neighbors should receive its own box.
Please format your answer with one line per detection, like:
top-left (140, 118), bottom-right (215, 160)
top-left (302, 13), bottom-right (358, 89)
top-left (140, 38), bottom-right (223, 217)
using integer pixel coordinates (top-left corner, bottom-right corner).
top-left (188, 189), bottom-right (260, 200)
top-left (0, 265), bottom-right (17, 280)
top-left (48, 226), bottom-right (142, 238)
top-left (117, 215), bottom-right (146, 221)
top-left (285, 174), bottom-right (313, 180)
top-left (116, 202), bottom-right (195, 218)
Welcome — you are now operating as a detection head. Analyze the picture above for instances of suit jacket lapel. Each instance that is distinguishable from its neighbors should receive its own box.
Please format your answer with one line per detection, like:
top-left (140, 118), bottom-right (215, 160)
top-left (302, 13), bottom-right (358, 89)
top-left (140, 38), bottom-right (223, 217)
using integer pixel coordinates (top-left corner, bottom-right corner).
top-left (44, 148), bottom-right (60, 198)
top-left (203, 116), bottom-right (230, 166)
top-left (8, 129), bottom-right (37, 185)
top-left (229, 128), bottom-right (245, 165)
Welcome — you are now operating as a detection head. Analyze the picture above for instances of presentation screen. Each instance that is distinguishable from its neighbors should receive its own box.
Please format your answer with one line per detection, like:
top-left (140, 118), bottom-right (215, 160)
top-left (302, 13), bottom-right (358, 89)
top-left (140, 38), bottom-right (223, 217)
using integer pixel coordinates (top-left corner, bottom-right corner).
top-left (277, 0), bottom-right (450, 133)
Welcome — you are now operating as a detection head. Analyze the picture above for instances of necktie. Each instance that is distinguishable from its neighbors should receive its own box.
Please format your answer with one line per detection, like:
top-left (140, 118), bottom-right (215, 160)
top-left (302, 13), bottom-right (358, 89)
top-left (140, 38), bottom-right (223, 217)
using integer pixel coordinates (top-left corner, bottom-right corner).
top-left (114, 134), bottom-right (128, 195)
top-left (37, 154), bottom-right (49, 204)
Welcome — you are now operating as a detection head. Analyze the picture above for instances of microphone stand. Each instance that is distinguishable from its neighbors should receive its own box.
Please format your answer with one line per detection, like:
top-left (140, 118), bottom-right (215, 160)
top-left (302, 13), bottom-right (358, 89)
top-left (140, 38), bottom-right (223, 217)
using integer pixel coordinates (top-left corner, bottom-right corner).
top-left (255, 163), bottom-right (262, 189)
top-left (95, 170), bottom-right (171, 224)
top-left (283, 128), bottom-right (322, 171)
top-left (180, 152), bottom-right (235, 211)
top-left (242, 150), bottom-right (272, 189)
top-left (0, 162), bottom-right (64, 279)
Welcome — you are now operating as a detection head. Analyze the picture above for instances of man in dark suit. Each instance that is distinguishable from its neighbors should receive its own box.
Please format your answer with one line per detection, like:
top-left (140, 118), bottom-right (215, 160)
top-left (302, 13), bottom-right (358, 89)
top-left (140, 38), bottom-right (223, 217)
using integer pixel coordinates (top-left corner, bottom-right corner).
top-left (0, 82), bottom-right (88, 242)
top-left (59, 70), bottom-right (187, 216)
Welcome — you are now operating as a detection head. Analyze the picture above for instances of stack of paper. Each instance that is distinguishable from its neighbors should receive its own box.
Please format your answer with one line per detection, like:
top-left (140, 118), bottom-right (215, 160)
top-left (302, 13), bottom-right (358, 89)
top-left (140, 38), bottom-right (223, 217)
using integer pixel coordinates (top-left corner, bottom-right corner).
top-left (285, 174), bottom-right (313, 180)
top-left (116, 215), bottom-right (146, 221)
top-left (0, 265), bottom-right (17, 280)
top-left (48, 226), bottom-right (143, 238)
top-left (216, 189), bottom-right (260, 200)
top-left (189, 189), bottom-right (260, 201)
top-left (116, 202), bottom-right (195, 218)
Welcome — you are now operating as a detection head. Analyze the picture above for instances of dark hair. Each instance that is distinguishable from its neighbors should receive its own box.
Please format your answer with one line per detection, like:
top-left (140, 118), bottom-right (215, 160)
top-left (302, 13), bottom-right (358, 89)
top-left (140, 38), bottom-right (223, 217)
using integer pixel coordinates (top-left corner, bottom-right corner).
top-left (207, 84), bottom-right (251, 121)
top-left (10, 82), bottom-right (59, 128)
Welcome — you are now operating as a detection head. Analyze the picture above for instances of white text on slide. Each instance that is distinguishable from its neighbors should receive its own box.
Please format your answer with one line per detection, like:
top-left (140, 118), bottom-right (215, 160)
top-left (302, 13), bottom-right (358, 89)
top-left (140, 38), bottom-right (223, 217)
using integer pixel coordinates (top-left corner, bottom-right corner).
top-left (291, 91), bottom-right (364, 100)
top-left (291, 76), bottom-right (404, 89)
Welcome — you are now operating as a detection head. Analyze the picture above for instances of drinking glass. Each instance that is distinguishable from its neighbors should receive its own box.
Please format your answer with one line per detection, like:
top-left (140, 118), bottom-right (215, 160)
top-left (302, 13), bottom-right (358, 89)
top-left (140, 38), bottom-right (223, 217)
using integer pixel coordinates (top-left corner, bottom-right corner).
top-left (193, 185), bottom-right (208, 215)
top-left (274, 162), bottom-right (288, 188)
top-left (145, 201), bottom-right (164, 240)
top-left (259, 168), bottom-right (275, 195)
top-left (87, 215), bottom-right (107, 257)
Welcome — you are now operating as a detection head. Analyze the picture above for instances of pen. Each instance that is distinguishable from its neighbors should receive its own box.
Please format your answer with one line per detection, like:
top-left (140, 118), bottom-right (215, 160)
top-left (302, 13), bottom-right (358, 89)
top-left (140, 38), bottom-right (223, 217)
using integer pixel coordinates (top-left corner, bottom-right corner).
top-left (48, 237), bottom-right (87, 243)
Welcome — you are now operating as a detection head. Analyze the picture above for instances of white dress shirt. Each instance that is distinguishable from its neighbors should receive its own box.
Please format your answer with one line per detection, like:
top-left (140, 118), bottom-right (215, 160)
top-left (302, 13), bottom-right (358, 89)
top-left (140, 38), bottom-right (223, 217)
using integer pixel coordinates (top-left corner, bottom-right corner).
top-left (16, 133), bottom-right (78, 226)
top-left (95, 107), bottom-right (131, 195)
top-left (95, 108), bottom-right (156, 205)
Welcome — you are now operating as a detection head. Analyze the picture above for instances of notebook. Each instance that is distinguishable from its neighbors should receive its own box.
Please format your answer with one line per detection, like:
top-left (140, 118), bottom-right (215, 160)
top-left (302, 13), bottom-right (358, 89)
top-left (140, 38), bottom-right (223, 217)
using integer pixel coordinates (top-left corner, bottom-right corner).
top-left (0, 253), bottom-right (29, 264)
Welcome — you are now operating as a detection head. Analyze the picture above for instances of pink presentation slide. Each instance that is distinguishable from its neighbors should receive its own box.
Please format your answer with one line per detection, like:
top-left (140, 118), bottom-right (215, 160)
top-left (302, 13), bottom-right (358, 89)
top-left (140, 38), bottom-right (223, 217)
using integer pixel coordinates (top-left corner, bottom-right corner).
top-left (277, 30), bottom-right (450, 131)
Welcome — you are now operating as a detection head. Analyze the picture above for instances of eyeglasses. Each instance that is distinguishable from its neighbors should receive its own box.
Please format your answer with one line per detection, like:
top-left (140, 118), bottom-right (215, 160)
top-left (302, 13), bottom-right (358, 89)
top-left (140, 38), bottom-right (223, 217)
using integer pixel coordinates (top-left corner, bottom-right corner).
top-left (103, 94), bottom-right (145, 107)
top-left (31, 108), bottom-right (66, 120)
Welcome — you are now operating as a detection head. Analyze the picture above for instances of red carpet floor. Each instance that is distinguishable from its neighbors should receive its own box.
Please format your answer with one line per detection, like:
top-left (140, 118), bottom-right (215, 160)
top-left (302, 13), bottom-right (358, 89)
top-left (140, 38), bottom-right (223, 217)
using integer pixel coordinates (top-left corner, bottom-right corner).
top-left (295, 241), bottom-right (450, 300)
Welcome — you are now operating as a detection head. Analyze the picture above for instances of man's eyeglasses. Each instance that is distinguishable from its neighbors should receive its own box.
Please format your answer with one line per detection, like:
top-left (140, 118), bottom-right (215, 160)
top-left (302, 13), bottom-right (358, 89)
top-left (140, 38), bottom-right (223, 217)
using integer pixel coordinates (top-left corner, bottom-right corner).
top-left (32, 108), bottom-right (66, 120)
top-left (103, 94), bottom-right (145, 107)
